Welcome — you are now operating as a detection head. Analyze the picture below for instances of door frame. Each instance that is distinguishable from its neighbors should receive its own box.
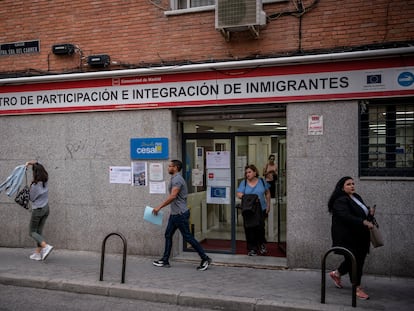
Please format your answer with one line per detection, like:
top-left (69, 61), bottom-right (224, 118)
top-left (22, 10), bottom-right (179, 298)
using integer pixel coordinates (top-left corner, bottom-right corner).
top-left (182, 130), bottom-right (285, 255)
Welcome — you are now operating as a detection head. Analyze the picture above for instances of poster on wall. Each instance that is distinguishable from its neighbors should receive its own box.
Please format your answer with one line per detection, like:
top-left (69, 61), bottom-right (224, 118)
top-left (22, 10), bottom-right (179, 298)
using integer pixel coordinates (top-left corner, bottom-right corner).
top-left (206, 168), bottom-right (231, 204)
top-left (132, 161), bottom-right (147, 186)
top-left (206, 151), bottom-right (231, 204)
top-left (308, 115), bottom-right (324, 135)
top-left (191, 168), bottom-right (203, 187)
top-left (207, 168), bottom-right (231, 187)
top-left (149, 181), bottom-right (166, 194)
top-left (109, 166), bottom-right (132, 184)
top-left (207, 186), bottom-right (230, 204)
top-left (236, 156), bottom-right (247, 180)
top-left (149, 162), bottom-right (163, 181)
top-left (196, 147), bottom-right (204, 171)
top-left (206, 151), bottom-right (230, 169)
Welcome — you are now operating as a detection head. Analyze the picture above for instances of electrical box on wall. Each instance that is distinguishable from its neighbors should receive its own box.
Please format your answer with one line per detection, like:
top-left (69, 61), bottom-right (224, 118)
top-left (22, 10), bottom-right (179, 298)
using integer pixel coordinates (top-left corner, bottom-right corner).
top-left (52, 44), bottom-right (75, 55)
top-left (87, 54), bottom-right (111, 67)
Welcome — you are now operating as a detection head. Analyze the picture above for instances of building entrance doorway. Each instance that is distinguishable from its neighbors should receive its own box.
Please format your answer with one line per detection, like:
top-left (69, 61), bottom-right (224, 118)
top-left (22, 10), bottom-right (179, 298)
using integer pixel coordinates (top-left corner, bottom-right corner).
top-left (179, 106), bottom-right (287, 257)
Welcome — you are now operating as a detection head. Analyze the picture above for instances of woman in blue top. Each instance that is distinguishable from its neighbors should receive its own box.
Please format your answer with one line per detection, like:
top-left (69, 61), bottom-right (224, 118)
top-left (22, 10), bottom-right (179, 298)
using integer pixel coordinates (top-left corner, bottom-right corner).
top-left (237, 164), bottom-right (271, 256)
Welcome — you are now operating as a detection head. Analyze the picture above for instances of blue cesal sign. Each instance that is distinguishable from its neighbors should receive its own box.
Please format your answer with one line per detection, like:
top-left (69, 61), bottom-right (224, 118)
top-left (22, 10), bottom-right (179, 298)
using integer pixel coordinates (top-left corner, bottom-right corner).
top-left (130, 138), bottom-right (169, 160)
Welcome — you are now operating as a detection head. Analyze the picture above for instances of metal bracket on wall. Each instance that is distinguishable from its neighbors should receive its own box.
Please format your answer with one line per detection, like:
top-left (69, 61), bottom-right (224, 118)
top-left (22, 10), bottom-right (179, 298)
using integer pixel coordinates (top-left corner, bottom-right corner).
top-left (219, 25), bottom-right (260, 42)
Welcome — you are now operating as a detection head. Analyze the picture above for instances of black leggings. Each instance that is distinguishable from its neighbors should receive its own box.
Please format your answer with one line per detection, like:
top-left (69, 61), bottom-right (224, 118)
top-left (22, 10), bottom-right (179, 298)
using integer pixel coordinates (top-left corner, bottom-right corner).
top-left (337, 248), bottom-right (368, 286)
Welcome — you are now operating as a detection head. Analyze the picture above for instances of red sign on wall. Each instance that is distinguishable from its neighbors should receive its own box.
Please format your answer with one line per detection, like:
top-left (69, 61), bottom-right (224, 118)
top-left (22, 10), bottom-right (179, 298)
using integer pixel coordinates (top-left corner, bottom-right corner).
top-left (1, 57), bottom-right (413, 115)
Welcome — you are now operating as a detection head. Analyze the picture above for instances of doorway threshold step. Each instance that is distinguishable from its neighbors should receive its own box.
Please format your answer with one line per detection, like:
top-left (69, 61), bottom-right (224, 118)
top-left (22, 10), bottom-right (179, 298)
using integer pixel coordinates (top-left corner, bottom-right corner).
top-left (174, 252), bottom-right (287, 270)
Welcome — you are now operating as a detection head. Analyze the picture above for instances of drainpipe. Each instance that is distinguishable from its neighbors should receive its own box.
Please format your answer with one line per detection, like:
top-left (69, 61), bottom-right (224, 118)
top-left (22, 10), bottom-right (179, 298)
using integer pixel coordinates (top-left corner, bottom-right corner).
top-left (1, 46), bottom-right (414, 85)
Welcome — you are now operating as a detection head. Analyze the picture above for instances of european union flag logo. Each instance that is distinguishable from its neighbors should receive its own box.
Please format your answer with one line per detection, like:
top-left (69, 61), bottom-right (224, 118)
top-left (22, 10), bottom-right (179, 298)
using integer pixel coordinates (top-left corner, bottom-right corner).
top-left (367, 74), bottom-right (382, 84)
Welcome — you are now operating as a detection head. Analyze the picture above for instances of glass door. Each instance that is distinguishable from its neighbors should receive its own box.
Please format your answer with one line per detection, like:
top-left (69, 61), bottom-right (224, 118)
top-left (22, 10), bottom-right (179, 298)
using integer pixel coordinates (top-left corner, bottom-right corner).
top-left (183, 133), bottom-right (286, 256)
top-left (184, 135), bottom-right (235, 253)
top-left (180, 108), bottom-right (287, 256)
top-left (234, 135), bottom-right (286, 254)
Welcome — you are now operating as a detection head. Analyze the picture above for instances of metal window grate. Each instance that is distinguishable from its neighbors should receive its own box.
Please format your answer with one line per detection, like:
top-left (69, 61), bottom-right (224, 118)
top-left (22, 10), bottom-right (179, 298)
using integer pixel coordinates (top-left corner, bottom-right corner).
top-left (360, 100), bottom-right (414, 177)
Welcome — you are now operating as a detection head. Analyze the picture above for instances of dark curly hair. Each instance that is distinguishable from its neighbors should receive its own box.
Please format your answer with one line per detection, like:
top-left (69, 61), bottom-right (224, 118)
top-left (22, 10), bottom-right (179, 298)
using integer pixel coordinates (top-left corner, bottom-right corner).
top-left (328, 176), bottom-right (353, 213)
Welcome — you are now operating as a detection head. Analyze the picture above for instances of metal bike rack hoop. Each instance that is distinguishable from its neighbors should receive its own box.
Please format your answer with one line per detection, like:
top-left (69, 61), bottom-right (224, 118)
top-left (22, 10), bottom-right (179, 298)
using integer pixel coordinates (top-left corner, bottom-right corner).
top-left (99, 232), bottom-right (127, 284)
top-left (321, 246), bottom-right (357, 308)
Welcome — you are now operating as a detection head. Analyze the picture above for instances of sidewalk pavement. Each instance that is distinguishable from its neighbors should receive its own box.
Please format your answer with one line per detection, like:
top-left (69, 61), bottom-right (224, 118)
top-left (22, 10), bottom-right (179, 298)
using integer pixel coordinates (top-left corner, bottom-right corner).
top-left (0, 247), bottom-right (413, 311)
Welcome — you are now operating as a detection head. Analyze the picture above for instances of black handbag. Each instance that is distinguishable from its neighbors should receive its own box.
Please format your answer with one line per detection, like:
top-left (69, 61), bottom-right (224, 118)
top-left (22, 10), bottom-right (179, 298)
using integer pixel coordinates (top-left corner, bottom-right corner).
top-left (15, 172), bottom-right (30, 209)
top-left (240, 194), bottom-right (259, 217)
top-left (238, 179), bottom-right (266, 217)
top-left (240, 194), bottom-right (263, 228)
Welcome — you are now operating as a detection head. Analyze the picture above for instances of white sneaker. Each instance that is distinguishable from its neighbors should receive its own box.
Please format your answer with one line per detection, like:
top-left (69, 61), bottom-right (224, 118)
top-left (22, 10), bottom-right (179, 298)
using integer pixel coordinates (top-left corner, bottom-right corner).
top-left (41, 244), bottom-right (54, 260)
top-left (29, 253), bottom-right (42, 261)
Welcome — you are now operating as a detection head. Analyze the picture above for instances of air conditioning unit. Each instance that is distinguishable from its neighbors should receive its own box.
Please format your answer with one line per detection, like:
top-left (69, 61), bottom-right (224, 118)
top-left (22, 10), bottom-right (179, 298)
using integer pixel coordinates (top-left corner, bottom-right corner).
top-left (215, 0), bottom-right (266, 30)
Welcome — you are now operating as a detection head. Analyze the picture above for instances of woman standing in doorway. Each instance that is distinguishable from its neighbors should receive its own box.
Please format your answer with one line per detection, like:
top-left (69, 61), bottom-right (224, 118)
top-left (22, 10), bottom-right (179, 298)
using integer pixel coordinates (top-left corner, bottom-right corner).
top-left (263, 154), bottom-right (277, 199)
top-left (237, 164), bottom-right (271, 256)
top-left (26, 160), bottom-right (54, 261)
top-left (328, 176), bottom-right (374, 300)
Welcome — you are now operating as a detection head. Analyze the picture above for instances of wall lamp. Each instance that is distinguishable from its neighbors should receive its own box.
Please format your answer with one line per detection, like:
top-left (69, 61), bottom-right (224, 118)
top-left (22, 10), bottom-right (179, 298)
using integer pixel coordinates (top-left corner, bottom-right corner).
top-left (87, 54), bottom-right (111, 67)
top-left (52, 44), bottom-right (75, 55)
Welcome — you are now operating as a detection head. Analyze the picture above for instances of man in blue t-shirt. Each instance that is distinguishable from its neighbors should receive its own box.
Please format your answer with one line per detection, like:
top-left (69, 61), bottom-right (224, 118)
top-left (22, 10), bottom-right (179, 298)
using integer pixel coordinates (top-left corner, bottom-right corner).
top-left (152, 159), bottom-right (212, 271)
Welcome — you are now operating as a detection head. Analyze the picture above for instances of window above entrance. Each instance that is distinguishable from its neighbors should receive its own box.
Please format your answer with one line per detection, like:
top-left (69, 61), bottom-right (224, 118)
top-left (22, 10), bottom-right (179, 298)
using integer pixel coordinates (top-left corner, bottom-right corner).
top-left (183, 117), bottom-right (286, 133)
top-left (178, 105), bottom-right (286, 134)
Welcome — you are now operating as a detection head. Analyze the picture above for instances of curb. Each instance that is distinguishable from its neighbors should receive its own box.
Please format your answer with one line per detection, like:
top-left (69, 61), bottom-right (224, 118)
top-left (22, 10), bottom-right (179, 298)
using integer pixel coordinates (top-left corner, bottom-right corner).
top-left (0, 274), bottom-right (373, 311)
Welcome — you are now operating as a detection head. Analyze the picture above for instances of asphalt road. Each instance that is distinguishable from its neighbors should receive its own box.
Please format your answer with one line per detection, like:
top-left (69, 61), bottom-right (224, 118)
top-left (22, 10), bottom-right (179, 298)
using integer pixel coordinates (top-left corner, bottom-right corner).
top-left (0, 284), bottom-right (214, 311)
